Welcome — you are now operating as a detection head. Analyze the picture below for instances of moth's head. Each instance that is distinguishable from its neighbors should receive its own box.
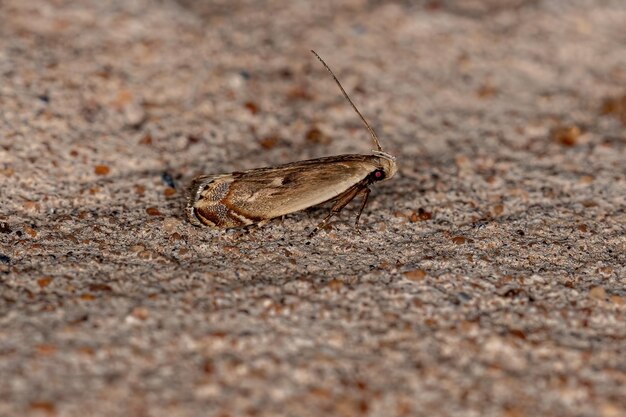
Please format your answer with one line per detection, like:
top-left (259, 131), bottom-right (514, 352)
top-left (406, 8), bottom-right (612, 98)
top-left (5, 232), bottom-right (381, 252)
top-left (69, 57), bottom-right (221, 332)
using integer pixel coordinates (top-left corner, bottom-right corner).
top-left (372, 150), bottom-right (397, 181)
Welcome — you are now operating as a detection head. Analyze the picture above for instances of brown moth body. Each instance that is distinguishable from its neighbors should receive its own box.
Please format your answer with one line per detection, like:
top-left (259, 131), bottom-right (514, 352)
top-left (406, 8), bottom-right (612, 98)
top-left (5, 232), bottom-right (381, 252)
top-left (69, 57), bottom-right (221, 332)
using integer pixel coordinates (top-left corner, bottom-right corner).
top-left (187, 51), bottom-right (397, 236)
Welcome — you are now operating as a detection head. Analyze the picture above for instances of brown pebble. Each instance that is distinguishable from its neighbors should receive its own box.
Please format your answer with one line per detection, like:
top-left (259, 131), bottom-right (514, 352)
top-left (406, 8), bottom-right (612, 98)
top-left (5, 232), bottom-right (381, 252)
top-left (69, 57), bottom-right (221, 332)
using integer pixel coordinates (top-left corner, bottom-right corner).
top-left (455, 154), bottom-right (468, 167)
top-left (222, 245), bottom-right (241, 254)
top-left (404, 269), bottom-right (426, 282)
top-left (24, 226), bottom-right (37, 238)
top-left (579, 175), bottom-right (594, 184)
top-left (139, 134), bottom-right (152, 145)
top-left (417, 208), bottom-right (432, 221)
top-left (131, 307), bottom-right (149, 320)
top-left (452, 236), bottom-right (466, 244)
top-left (286, 86), bottom-right (312, 101)
top-left (80, 293), bottom-right (95, 301)
top-left (77, 346), bottom-right (95, 356)
top-left (146, 207), bottom-right (161, 216)
top-left (130, 244), bottom-right (145, 252)
top-left (589, 286), bottom-right (606, 301)
top-left (492, 204), bottom-right (504, 216)
top-left (88, 283), bottom-right (112, 292)
top-left (35, 344), bottom-right (57, 356)
top-left (187, 134), bottom-right (201, 145)
top-left (409, 212), bottom-right (419, 223)
top-left (23, 201), bottom-right (40, 212)
top-left (37, 277), bottom-right (53, 288)
top-left (601, 93), bottom-right (626, 125)
top-left (305, 127), bottom-right (331, 144)
top-left (551, 125), bottom-right (581, 147)
top-left (259, 136), bottom-right (279, 150)
top-left (114, 89), bottom-right (133, 107)
top-left (279, 67), bottom-right (293, 79)
top-left (0, 168), bottom-right (14, 177)
top-left (244, 101), bottom-right (259, 114)
top-left (202, 359), bottom-right (214, 374)
top-left (476, 82), bottom-right (498, 98)
top-left (424, 317), bottom-right (437, 327)
top-left (164, 187), bottom-right (176, 197)
top-left (509, 329), bottom-right (526, 339)
top-left (599, 267), bottom-right (613, 275)
top-left (458, 320), bottom-right (476, 332)
top-left (326, 279), bottom-right (343, 291)
top-left (135, 185), bottom-right (146, 195)
top-left (94, 165), bottom-right (110, 175)
top-left (30, 402), bottom-right (56, 414)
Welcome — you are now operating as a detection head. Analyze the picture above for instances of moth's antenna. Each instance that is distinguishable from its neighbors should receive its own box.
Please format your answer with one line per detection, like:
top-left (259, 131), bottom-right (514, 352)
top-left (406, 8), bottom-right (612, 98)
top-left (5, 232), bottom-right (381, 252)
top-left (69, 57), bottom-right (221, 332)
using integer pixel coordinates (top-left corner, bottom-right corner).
top-left (310, 50), bottom-right (383, 152)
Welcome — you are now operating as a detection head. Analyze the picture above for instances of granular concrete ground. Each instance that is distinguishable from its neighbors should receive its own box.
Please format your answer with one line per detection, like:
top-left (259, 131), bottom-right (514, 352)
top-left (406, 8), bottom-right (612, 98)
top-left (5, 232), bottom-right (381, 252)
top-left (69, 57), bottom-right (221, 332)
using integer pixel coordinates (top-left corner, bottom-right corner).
top-left (1, 0), bottom-right (625, 416)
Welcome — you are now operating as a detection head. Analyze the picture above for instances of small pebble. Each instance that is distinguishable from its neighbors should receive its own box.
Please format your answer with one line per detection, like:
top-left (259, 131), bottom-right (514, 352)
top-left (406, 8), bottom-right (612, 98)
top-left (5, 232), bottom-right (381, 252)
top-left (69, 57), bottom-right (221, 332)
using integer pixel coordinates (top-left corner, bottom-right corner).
top-left (589, 286), bottom-right (606, 301)
top-left (37, 277), bottom-right (53, 288)
top-left (404, 269), bottom-right (426, 282)
top-left (94, 165), bottom-right (110, 175)
top-left (24, 226), bottom-right (37, 238)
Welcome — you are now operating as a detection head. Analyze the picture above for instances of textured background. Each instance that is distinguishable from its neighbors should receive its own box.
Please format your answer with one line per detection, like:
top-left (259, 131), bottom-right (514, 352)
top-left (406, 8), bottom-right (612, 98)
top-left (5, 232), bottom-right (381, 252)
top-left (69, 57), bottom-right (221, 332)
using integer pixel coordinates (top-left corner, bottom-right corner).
top-left (1, 0), bottom-right (625, 416)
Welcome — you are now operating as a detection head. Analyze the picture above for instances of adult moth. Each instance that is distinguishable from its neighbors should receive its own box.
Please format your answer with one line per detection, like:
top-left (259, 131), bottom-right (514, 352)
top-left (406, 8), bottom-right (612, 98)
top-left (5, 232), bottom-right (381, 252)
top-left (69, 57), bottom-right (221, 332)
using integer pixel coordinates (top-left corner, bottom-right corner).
top-left (187, 50), bottom-right (397, 237)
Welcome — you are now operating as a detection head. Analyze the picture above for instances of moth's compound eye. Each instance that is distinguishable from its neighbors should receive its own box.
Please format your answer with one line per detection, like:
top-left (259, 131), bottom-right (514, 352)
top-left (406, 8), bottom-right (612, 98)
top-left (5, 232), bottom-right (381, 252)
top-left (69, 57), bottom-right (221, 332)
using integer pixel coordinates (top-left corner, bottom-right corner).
top-left (372, 169), bottom-right (385, 181)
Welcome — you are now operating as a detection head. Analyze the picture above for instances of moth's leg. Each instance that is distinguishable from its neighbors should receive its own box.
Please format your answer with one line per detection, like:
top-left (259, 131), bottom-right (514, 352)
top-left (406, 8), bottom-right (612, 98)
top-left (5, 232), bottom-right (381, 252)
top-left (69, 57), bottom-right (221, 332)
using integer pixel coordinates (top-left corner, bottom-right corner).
top-left (234, 219), bottom-right (268, 237)
top-left (246, 219), bottom-right (269, 235)
top-left (309, 185), bottom-right (364, 237)
top-left (353, 187), bottom-right (371, 231)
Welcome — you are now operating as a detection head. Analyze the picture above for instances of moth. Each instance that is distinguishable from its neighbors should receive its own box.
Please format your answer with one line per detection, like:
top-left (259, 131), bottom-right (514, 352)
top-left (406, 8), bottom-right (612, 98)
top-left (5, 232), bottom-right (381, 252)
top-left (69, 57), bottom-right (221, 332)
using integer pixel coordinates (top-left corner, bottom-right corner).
top-left (187, 50), bottom-right (397, 237)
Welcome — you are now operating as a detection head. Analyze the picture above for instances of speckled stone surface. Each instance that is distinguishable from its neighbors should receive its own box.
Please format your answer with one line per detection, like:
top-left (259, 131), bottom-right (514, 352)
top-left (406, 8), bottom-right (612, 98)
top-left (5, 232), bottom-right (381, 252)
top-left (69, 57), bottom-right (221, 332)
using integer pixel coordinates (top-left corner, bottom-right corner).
top-left (1, 0), bottom-right (625, 416)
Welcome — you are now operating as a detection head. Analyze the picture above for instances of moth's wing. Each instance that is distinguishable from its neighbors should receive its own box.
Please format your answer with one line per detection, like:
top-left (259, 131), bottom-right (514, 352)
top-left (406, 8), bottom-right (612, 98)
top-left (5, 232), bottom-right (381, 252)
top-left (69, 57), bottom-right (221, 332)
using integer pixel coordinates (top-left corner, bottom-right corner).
top-left (226, 155), bottom-right (379, 220)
